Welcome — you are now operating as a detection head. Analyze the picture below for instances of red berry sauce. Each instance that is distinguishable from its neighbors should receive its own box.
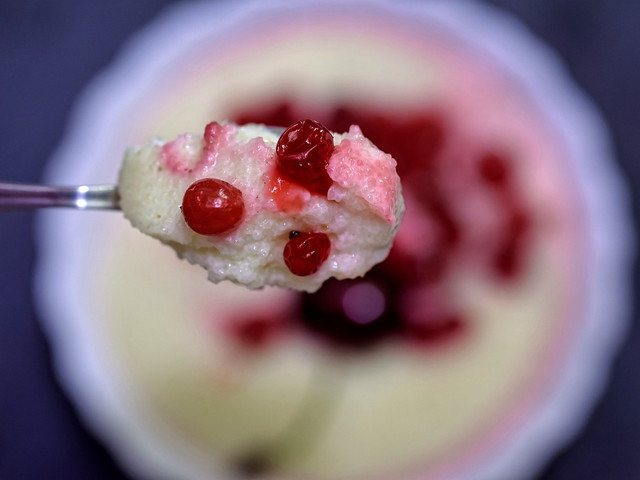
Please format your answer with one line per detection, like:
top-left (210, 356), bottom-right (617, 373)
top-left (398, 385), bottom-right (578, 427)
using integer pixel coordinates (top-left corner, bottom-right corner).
top-left (182, 178), bottom-right (245, 235)
top-left (266, 172), bottom-right (310, 214)
top-left (275, 119), bottom-right (335, 195)
top-left (229, 101), bottom-right (532, 350)
top-left (227, 315), bottom-right (284, 349)
top-left (283, 231), bottom-right (331, 276)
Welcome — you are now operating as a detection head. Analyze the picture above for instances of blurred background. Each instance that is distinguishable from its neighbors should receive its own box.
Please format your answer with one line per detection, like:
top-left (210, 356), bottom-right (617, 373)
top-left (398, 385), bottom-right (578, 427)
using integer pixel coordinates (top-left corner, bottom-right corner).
top-left (0, 1), bottom-right (638, 479)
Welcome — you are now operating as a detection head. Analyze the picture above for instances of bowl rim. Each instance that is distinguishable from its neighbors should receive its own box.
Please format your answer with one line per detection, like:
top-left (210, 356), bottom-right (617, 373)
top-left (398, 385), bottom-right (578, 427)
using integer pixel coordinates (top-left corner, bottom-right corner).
top-left (34, 1), bottom-right (635, 479)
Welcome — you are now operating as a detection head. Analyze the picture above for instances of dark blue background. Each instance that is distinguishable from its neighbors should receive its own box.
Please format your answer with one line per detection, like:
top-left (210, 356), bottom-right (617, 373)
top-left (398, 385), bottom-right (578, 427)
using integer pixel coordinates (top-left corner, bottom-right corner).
top-left (1, 1), bottom-right (638, 479)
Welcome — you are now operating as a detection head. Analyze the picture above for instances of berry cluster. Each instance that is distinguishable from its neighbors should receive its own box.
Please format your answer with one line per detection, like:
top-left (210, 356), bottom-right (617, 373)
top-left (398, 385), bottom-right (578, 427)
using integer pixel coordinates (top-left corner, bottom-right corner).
top-left (181, 120), bottom-right (335, 276)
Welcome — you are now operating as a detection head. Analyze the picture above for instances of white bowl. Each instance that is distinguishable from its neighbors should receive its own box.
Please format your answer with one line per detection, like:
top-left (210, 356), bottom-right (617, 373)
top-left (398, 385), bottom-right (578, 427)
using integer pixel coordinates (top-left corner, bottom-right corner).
top-left (35, 1), bottom-right (634, 479)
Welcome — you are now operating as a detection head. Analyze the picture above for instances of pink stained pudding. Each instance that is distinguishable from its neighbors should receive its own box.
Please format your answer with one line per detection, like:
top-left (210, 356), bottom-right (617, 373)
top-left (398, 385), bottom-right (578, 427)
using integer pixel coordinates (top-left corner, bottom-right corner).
top-left (35, 2), bottom-right (632, 480)
top-left (118, 120), bottom-right (404, 292)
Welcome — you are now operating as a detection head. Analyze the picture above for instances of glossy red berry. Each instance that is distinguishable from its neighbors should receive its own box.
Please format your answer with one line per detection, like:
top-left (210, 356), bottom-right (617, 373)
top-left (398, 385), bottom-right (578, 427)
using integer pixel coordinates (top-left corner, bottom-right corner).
top-left (181, 178), bottom-right (244, 235)
top-left (283, 232), bottom-right (331, 276)
top-left (276, 119), bottom-right (334, 195)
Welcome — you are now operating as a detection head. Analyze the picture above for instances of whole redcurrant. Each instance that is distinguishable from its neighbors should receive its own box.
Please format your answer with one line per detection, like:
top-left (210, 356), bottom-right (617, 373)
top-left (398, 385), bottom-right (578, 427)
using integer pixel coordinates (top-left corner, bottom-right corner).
top-left (283, 231), bottom-right (331, 276)
top-left (276, 119), bottom-right (334, 195)
top-left (181, 178), bottom-right (244, 235)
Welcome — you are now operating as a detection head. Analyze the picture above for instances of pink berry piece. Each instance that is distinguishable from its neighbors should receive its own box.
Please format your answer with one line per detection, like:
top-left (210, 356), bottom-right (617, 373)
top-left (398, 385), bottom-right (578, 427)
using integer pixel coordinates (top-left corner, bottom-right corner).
top-left (182, 178), bottom-right (245, 235)
top-left (276, 119), bottom-right (335, 195)
top-left (283, 231), bottom-right (331, 276)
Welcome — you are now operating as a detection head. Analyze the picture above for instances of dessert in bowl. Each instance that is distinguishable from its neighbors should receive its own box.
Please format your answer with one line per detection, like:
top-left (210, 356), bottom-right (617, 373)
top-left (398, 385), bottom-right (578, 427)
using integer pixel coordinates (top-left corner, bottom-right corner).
top-left (36, 1), bottom-right (633, 479)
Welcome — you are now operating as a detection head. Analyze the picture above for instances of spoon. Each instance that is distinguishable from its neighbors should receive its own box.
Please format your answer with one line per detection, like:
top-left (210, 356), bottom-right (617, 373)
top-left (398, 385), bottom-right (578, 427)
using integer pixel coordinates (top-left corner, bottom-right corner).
top-left (0, 182), bottom-right (120, 210)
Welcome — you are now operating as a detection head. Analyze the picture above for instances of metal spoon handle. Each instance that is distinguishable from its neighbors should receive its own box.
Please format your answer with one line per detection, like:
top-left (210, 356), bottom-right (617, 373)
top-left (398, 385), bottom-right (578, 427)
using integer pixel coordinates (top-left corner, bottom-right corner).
top-left (0, 182), bottom-right (120, 210)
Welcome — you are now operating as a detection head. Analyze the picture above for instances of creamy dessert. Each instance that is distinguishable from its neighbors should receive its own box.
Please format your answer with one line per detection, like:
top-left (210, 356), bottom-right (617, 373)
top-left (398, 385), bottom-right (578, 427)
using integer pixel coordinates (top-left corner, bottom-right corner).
top-left (118, 120), bottom-right (404, 292)
top-left (36, 2), bottom-right (632, 480)
top-left (104, 35), bottom-right (585, 478)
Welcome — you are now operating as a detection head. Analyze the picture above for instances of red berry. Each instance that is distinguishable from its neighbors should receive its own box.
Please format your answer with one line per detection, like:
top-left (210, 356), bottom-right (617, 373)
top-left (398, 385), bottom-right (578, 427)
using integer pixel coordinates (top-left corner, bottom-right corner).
top-left (405, 314), bottom-right (466, 346)
top-left (283, 232), bottom-right (331, 276)
top-left (477, 151), bottom-right (510, 186)
top-left (493, 209), bottom-right (530, 279)
top-left (181, 178), bottom-right (244, 235)
top-left (229, 316), bottom-right (281, 348)
top-left (276, 119), bottom-right (334, 195)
